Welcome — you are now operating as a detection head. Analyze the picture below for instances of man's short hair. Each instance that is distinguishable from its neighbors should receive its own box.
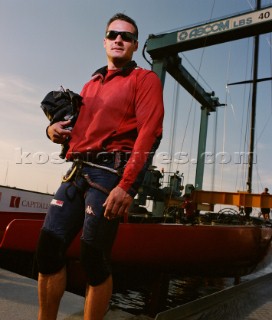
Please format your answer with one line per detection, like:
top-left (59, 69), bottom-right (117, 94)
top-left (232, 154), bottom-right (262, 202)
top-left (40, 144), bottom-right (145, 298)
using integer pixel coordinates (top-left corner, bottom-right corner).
top-left (106, 13), bottom-right (138, 40)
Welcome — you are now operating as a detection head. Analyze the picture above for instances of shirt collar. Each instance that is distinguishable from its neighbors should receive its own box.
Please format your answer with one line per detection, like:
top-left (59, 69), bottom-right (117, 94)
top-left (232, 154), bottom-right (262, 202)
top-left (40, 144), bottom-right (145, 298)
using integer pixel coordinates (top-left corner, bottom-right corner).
top-left (92, 60), bottom-right (137, 78)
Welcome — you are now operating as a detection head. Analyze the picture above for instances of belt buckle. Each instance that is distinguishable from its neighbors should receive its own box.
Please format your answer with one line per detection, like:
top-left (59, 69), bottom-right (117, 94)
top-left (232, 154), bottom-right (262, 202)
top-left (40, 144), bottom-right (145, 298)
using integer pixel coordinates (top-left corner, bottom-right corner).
top-left (96, 152), bottom-right (114, 164)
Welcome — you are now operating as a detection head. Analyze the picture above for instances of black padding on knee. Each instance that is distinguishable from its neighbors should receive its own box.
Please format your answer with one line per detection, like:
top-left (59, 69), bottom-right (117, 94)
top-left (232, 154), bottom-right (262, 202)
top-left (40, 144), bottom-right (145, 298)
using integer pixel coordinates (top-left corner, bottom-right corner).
top-left (36, 229), bottom-right (66, 274)
top-left (80, 240), bottom-right (111, 286)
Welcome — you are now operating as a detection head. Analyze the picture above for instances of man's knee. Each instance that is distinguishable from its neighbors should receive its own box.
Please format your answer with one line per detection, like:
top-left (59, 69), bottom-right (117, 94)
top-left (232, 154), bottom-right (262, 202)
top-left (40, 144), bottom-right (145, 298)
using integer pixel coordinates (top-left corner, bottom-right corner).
top-left (80, 240), bottom-right (111, 286)
top-left (36, 229), bottom-right (66, 274)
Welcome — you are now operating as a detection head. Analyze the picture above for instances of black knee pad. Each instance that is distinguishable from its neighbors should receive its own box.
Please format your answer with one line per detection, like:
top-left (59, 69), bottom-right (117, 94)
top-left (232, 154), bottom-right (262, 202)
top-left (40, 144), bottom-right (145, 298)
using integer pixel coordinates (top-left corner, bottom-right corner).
top-left (36, 229), bottom-right (66, 274)
top-left (80, 240), bottom-right (111, 286)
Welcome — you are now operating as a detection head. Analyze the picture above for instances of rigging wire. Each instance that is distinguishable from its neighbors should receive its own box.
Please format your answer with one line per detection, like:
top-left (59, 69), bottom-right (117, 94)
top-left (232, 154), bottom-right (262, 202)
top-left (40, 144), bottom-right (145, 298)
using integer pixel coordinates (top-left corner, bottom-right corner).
top-left (246, 0), bottom-right (272, 193)
top-left (255, 34), bottom-right (272, 144)
top-left (253, 32), bottom-right (272, 192)
top-left (227, 31), bottom-right (272, 193)
top-left (193, 0), bottom-right (216, 188)
top-left (227, 0), bottom-right (259, 192)
top-left (180, 53), bottom-right (213, 92)
top-left (173, 0), bottom-right (217, 186)
top-left (246, 0), bottom-right (255, 10)
top-left (233, 38), bottom-right (252, 192)
top-left (210, 0), bottom-right (272, 194)
top-left (211, 98), bottom-right (218, 191)
top-left (168, 81), bottom-right (179, 174)
top-left (185, 100), bottom-right (198, 184)
top-left (234, 41), bottom-right (254, 193)
top-left (270, 32), bottom-right (272, 117)
top-left (219, 45), bottom-right (231, 192)
top-left (172, 88), bottom-right (196, 181)
top-left (220, 81), bottom-right (227, 192)
top-left (244, 75), bottom-right (253, 189)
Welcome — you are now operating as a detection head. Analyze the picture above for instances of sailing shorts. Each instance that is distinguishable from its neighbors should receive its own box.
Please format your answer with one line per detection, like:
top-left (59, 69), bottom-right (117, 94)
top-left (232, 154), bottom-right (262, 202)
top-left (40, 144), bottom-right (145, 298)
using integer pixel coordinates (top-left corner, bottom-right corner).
top-left (41, 162), bottom-right (121, 255)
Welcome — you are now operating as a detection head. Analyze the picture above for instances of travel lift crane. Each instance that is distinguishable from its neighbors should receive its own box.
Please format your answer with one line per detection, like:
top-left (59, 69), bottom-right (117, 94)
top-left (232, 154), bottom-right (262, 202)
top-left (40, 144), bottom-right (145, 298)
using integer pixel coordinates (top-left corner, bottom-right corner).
top-left (144, 4), bottom-right (272, 209)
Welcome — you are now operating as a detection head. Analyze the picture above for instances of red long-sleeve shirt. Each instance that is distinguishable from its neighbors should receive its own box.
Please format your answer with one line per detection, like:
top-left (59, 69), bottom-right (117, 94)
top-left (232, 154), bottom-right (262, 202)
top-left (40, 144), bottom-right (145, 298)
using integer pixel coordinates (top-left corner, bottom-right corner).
top-left (67, 61), bottom-right (164, 196)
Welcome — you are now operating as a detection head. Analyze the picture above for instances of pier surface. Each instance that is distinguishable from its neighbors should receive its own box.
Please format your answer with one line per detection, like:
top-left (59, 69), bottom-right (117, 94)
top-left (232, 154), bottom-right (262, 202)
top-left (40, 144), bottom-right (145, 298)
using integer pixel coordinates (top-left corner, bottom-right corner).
top-left (155, 272), bottom-right (272, 320)
top-left (2, 266), bottom-right (272, 319)
top-left (0, 268), bottom-right (151, 320)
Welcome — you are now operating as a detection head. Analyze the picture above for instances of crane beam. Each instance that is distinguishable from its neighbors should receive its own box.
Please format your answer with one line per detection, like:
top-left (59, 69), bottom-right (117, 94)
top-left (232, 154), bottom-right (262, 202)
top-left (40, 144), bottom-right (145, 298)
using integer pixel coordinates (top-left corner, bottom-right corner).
top-left (146, 6), bottom-right (272, 59)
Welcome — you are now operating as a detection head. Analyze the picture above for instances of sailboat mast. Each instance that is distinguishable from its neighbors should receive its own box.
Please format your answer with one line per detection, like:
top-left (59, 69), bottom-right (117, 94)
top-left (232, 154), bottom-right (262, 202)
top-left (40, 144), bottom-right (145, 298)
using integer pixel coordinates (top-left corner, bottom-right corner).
top-left (246, 0), bottom-right (261, 193)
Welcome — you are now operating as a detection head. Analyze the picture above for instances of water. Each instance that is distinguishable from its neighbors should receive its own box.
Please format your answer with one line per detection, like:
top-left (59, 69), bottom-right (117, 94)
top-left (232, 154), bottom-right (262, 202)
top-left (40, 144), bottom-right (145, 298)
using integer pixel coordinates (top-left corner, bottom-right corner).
top-left (110, 244), bottom-right (272, 316)
top-left (110, 272), bottom-right (234, 316)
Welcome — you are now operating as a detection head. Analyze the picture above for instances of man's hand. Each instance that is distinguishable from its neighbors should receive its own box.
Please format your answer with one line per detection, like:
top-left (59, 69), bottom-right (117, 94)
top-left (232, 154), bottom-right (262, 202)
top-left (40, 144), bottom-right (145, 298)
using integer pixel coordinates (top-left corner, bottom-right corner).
top-left (47, 120), bottom-right (72, 144)
top-left (103, 186), bottom-right (133, 219)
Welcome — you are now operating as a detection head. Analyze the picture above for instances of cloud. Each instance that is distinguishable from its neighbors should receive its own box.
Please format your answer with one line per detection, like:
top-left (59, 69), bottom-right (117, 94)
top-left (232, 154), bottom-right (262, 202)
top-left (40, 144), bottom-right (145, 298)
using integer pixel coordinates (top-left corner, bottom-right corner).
top-left (0, 74), bottom-right (70, 192)
top-left (0, 73), bottom-right (50, 143)
top-left (0, 74), bottom-right (42, 119)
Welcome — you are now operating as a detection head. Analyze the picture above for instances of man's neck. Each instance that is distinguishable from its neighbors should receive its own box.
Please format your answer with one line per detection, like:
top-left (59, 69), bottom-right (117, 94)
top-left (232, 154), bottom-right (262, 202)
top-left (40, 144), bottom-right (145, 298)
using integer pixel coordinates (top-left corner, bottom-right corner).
top-left (107, 59), bottom-right (131, 70)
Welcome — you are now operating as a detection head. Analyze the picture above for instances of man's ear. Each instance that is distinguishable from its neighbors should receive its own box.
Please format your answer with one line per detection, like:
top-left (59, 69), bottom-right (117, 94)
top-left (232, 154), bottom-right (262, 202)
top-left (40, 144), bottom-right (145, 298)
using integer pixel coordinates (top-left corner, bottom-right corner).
top-left (133, 41), bottom-right (138, 52)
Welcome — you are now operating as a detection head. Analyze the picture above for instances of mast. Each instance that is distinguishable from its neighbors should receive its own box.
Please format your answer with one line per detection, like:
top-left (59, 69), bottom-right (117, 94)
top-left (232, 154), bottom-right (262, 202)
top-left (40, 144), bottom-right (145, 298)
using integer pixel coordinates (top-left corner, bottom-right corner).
top-left (246, 0), bottom-right (261, 193)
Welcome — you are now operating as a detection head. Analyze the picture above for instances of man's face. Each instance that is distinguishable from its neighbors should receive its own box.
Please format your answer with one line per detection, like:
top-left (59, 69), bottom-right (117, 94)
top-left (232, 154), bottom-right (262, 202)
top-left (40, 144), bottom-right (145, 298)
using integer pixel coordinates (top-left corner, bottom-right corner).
top-left (104, 19), bottom-right (138, 68)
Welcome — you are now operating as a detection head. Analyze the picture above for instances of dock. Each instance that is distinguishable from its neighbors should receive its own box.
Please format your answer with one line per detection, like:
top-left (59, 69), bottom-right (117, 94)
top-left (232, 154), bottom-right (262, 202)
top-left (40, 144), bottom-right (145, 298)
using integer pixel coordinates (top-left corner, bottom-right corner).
top-left (2, 267), bottom-right (272, 319)
top-left (155, 272), bottom-right (272, 320)
top-left (0, 268), bottom-right (151, 320)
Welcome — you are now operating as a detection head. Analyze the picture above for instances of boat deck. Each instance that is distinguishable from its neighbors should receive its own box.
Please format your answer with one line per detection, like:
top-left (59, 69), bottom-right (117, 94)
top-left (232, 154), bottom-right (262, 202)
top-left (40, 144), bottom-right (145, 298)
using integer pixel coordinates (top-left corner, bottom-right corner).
top-left (1, 266), bottom-right (272, 320)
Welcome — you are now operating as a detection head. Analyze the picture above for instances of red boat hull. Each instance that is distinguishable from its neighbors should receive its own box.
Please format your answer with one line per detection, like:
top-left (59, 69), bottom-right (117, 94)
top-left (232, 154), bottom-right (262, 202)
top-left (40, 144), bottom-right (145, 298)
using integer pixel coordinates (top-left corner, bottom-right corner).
top-left (1, 219), bottom-right (272, 277)
top-left (1, 185), bottom-right (272, 277)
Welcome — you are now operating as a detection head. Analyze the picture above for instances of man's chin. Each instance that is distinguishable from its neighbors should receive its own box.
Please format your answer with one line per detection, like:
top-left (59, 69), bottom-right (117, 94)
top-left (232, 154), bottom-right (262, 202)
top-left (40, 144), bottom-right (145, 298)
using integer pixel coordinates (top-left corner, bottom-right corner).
top-left (111, 57), bottom-right (130, 67)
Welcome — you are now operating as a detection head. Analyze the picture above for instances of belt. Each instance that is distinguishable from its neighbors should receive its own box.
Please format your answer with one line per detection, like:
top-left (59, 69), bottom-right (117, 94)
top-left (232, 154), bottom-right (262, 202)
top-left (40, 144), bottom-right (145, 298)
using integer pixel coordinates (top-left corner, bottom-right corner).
top-left (62, 156), bottom-right (124, 183)
top-left (62, 152), bottom-right (130, 183)
top-left (70, 151), bottom-right (130, 166)
top-left (80, 160), bottom-right (123, 176)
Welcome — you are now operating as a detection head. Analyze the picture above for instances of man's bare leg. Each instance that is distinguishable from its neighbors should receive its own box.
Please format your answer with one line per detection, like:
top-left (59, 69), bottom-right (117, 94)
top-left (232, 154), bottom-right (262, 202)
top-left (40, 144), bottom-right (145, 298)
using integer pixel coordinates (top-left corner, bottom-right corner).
top-left (38, 266), bottom-right (66, 320)
top-left (84, 275), bottom-right (112, 320)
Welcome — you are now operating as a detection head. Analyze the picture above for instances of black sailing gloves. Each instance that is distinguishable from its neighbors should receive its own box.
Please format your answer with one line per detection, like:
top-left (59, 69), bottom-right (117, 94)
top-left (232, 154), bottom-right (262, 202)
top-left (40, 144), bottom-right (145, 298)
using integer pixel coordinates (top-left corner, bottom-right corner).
top-left (41, 88), bottom-right (83, 159)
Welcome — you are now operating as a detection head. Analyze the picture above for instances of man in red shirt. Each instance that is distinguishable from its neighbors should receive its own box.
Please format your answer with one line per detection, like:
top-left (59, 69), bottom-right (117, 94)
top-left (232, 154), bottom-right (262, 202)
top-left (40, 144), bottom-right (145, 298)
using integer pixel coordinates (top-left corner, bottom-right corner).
top-left (36, 13), bottom-right (164, 320)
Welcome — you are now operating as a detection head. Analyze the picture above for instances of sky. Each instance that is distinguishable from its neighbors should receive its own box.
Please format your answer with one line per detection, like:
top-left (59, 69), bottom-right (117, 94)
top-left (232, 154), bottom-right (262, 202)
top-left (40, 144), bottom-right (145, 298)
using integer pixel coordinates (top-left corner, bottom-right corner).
top-left (0, 0), bottom-right (272, 197)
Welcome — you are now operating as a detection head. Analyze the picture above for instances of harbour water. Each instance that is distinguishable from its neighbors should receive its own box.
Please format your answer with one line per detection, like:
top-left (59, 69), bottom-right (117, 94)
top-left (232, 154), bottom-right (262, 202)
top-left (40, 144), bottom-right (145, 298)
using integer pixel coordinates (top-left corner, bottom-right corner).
top-left (111, 272), bottom-right (233, 316)
top-left (110, 244), bottom-right (272, 317)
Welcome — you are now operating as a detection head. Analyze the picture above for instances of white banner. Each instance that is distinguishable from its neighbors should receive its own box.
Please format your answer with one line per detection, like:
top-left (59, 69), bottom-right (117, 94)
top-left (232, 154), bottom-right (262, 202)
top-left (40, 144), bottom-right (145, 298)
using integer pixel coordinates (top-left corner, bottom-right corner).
top-left (0, 186), bottom-right (53, 213)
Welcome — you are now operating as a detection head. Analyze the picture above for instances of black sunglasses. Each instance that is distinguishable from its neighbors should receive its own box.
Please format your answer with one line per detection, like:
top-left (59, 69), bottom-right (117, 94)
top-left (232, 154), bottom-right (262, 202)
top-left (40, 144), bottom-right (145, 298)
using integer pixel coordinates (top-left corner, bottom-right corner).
top-left (105, 30), bottom-right (138, 42)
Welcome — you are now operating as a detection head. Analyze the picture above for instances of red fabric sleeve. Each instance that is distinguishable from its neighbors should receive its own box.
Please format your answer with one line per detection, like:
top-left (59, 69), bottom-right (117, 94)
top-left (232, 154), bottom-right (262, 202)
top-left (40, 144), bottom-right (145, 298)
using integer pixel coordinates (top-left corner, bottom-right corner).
top-left (118, 71), bottom-right (164, 196)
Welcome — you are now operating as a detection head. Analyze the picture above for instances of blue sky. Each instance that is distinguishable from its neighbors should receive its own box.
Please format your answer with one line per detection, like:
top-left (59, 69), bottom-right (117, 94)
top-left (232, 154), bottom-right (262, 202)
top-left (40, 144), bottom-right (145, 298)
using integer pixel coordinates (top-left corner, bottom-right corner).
top-left (0, 0), bottom-right (271, 196)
